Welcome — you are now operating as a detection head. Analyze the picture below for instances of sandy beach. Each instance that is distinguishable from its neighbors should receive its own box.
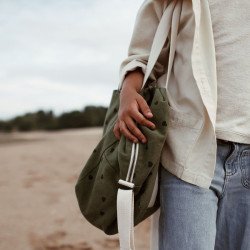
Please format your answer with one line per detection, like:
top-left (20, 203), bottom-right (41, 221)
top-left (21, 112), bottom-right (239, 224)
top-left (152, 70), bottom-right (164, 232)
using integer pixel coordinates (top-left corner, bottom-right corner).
top-left (0, 128), bottom-right (151, 250)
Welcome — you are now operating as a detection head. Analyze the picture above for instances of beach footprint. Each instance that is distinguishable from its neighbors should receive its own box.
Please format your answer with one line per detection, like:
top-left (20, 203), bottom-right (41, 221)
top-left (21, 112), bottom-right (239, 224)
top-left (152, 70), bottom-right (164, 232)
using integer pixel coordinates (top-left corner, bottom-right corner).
top-left (29, 230), bottom-right (93, 250)
top-left (23, 173), bottom-right (50, 188)
top-left (95, 236), bottom-right (120, 249)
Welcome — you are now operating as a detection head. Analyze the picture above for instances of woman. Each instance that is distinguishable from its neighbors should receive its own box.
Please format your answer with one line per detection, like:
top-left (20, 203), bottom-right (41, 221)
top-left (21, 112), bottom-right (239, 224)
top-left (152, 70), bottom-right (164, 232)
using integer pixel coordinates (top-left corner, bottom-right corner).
top-left (113, 0), bottom-right (250, 249)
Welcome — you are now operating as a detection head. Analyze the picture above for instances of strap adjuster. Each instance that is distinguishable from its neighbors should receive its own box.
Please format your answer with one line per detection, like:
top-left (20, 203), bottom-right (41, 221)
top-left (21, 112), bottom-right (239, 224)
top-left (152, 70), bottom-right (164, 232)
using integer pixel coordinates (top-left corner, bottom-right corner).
top-left (118, 179), bottom-right (135, 190)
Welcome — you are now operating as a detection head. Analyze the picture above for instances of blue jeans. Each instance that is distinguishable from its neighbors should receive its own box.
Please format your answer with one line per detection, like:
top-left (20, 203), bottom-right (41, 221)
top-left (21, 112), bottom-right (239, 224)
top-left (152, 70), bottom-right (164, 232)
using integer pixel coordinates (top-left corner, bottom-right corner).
top-left (158, 138), bottom-right (250, 250)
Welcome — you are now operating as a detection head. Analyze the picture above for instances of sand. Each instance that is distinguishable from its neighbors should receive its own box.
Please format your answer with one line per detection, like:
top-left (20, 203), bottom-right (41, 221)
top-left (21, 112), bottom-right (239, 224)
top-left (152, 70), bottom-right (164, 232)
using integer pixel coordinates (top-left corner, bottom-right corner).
top-left (0, 128), bottom-right (151, 250)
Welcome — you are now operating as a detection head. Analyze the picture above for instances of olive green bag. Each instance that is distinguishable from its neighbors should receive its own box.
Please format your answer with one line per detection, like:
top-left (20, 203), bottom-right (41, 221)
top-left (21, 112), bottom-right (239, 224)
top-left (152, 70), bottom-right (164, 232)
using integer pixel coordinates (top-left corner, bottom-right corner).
top-left (75, 2), bottom-right (179, 249)
top-left (75, 83), bottom-right (168, 225)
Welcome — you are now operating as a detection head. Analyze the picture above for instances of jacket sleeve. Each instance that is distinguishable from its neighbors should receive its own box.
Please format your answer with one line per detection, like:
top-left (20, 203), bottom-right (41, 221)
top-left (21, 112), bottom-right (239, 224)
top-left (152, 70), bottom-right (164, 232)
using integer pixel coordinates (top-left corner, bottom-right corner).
top-left (118, 0), bottom-right (169, 89)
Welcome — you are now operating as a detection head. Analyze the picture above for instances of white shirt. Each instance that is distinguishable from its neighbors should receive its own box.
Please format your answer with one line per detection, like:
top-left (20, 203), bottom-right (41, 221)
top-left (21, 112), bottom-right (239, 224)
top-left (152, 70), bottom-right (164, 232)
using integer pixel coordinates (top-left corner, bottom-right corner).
top-left (208, 0), bottom-right (250, 143)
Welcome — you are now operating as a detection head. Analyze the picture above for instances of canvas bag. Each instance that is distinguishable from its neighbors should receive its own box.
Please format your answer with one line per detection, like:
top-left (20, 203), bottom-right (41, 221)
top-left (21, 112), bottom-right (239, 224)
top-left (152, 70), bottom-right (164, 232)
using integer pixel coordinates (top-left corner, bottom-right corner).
top-left (75, 1), bottom-right (180, 249)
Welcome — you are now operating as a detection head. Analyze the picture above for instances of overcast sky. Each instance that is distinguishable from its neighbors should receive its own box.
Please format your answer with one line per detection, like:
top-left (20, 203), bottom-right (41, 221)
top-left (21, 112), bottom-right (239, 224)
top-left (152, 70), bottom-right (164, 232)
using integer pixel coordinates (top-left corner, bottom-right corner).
top-left (0, 0), bottom-right (142, 120)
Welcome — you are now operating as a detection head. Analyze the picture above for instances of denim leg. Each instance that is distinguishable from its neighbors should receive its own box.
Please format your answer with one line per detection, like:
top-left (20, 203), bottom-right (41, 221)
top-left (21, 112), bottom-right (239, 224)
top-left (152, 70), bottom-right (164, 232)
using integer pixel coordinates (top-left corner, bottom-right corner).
top-left (214, 141), bottom-right (250, 250)
top-left (158, 138), bottom-right (234, 250)
top-left (158, 166), bottom-right (218, 250)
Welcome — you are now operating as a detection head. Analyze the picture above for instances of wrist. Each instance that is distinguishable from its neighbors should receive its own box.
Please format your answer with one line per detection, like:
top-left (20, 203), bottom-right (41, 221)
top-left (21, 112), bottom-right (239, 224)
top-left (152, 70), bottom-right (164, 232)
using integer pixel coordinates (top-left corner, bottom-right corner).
top-left (122, 68), bottom-right (144, 92)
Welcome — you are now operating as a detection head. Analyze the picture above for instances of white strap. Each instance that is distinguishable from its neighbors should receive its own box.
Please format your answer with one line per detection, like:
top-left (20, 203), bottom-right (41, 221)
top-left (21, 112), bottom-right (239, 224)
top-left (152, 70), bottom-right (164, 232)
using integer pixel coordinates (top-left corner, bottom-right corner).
top-left (117, 1), bottom-right (181, 249)
top-left (141, 0), bottom-right (177, 90)
top-left (166, 0), bottom-right (181, 86)
top-left (117, 141), bottom-right (139, 250)
top-left (117, 189), bottom-right (135, 250)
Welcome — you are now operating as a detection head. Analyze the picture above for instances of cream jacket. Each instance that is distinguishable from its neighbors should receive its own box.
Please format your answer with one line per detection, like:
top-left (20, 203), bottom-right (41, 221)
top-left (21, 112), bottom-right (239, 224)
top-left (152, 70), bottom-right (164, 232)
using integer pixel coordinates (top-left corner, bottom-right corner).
top-left (119, 0), bottom-right (217, 190)
top-left (118, 1), bottom-right (218, 248)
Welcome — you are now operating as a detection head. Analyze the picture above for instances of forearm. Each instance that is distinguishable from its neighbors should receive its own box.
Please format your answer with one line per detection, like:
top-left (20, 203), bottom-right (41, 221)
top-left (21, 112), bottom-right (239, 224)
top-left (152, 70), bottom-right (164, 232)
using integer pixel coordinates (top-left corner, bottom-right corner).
top-left (121, 68), bottom-right (144, 93)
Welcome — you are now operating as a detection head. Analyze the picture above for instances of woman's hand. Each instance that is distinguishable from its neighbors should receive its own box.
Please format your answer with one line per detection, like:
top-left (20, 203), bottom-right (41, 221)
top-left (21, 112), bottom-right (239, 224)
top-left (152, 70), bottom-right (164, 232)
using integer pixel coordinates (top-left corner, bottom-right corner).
top-left (113, 69), bottom-right (156, 143)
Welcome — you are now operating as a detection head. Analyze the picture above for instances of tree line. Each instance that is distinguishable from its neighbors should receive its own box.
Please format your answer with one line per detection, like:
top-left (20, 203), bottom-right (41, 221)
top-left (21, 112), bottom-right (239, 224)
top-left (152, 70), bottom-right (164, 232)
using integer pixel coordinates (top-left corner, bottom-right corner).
top-left (0, 105), bottom-right (108, 132)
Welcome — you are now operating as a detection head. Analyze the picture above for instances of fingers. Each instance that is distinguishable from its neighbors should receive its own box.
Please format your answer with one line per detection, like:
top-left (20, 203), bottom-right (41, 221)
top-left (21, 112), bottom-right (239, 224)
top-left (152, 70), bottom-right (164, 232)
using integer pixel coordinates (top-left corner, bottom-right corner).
top-left (113, 121), bottom-right (121, 140)
top-left (113, 117), bottom-right (150, 143)
top-left (137, 95), bottom-right (154, 119)
top-left (130, 108), bottom-right (156, 129)
top-left (113, 120), bottom-right (139, 143)
top-left (112, 93), bottom-right (156, 143)
top-left (125, 117), bottom-right (147, 143)
top-left (119, 120), bottom-right (139, 143)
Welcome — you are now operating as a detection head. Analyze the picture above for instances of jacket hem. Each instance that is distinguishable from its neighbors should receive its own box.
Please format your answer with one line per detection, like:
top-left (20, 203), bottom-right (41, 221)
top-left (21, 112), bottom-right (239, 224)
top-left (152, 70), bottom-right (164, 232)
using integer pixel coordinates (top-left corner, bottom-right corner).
top-left (160, 158), bottom-right (213, 189)
top-left (216, 129), bottom-right (250, 144)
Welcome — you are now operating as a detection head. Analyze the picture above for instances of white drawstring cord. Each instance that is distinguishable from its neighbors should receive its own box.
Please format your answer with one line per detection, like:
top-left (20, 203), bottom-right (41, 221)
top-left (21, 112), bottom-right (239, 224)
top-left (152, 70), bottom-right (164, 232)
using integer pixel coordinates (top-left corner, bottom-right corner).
top-left (125, 142), bottom-right (136, 182)
top-left (129, 142), bottom-right (139, 183)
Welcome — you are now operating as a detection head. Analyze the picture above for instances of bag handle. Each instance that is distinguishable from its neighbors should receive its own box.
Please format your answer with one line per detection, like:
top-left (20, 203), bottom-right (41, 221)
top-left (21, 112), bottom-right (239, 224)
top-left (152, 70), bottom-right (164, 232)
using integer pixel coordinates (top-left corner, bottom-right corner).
top-left (141, 0), bottom-right (178, 90)
top-left (117, 1), bottom-right (181, 250)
